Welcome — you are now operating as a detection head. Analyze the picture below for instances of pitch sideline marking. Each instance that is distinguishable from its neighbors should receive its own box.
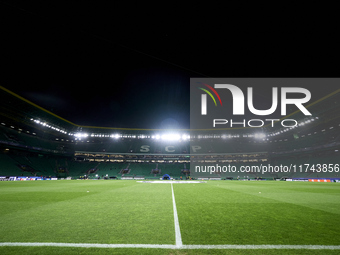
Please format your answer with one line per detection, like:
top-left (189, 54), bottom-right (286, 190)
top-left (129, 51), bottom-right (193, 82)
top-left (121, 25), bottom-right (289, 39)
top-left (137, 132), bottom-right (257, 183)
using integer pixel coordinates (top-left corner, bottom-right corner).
top-left (171, 183), bottom-right (183, 247)
top-left (1, 243), bottom-right (340, 250)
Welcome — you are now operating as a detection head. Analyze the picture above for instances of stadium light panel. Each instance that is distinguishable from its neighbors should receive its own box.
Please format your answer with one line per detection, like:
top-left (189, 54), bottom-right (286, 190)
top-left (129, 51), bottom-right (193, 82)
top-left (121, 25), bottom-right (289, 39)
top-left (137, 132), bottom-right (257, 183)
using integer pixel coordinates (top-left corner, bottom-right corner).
top-left (74, 133), bottom-right (88, 138)
top-left (182, 134), bottom-right (189, 140)
top-left (254, 133), bottom-right (266, 139)
top-left (160, 134), bottom-right (181, 141)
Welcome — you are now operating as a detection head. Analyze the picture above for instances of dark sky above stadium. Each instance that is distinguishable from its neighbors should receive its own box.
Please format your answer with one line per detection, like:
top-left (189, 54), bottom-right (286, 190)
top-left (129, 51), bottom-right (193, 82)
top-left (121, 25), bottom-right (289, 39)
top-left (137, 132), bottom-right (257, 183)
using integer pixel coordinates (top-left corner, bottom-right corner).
top-left (1, 1), bottom-right (338, 129)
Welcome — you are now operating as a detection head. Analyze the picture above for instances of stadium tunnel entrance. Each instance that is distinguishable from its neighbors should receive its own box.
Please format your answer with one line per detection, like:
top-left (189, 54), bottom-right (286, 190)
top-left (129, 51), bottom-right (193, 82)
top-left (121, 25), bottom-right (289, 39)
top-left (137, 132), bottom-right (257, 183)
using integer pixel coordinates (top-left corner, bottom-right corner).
top-left (162, 174), bottom-right (171, 180)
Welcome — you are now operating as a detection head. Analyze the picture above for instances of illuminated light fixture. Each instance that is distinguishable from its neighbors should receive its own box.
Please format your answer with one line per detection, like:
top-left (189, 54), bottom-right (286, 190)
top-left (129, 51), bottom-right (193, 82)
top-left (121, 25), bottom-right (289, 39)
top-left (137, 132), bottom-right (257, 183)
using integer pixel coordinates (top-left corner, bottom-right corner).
top-left (155, 135), bottom-right (160, 140)
top-left (160, 134), bottom-right (181, 141)
top-left (74, 133), bottom-right (89, 138)
top-left (254, 133), bottom-right (266, 139)
top-left (182, 134), bottom-right (189, 140)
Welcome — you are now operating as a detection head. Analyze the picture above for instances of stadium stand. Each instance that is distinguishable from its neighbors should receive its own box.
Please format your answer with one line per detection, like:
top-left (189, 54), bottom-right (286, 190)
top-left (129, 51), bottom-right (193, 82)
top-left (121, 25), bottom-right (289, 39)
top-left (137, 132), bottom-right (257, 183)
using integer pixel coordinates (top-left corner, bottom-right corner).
top-left (0, 85), bottom-right (339, 181)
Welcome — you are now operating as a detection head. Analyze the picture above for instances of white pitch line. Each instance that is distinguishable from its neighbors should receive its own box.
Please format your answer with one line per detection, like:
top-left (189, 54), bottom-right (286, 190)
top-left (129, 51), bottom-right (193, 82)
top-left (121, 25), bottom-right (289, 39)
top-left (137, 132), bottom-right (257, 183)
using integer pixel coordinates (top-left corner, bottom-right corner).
top-left (171, 183), bottom-right (183, 248)
top-left (1, 243), bottom-right (340, 250)
top-left (0, 242), bottom-right (175, 249)
top-left (181, 245), bottom-right (340, 250)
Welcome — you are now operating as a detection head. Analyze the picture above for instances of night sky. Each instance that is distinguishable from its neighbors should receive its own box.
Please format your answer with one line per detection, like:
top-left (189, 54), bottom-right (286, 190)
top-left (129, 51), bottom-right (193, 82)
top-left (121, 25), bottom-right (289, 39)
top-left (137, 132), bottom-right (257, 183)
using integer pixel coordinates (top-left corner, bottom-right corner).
top-left (1, 1), bottom-right (337, 129)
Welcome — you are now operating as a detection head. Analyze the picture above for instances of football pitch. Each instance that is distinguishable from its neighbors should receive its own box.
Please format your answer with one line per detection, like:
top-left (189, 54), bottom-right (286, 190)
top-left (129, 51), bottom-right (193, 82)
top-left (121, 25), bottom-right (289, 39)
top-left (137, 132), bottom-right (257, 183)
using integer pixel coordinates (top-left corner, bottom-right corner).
top-left (1, 180), bottom-right (340, 255)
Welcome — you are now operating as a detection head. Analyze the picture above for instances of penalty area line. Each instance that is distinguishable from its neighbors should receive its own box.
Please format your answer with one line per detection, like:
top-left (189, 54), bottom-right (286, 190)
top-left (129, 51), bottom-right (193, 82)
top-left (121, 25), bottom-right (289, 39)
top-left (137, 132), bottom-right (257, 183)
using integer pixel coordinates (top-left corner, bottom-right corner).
top-left (1, 243), bottom-right (340, 250)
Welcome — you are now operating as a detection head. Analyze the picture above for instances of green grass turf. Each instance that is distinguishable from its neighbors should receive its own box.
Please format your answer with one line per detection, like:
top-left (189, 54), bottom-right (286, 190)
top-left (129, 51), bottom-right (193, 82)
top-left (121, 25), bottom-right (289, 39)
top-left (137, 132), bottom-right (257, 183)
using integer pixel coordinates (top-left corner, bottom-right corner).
top-left (1, 180), bottom-right (340, 254)
top-left (0, 180), bottom-right (174, 244)
top-left (175, 181), bottom-right (340, 245)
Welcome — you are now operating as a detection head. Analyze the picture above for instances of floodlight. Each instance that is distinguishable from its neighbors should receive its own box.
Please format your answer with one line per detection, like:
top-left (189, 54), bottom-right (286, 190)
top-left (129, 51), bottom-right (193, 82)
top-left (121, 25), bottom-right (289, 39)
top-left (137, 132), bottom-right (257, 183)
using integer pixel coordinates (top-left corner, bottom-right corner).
top-left (254, 133), bottom-right (266, 139)
top-left (182, 134), bottom-right (189, 140)
top-left (74, 133), bottom-right (88, 138)
top-left (161, 134), bottom-right (181, 141)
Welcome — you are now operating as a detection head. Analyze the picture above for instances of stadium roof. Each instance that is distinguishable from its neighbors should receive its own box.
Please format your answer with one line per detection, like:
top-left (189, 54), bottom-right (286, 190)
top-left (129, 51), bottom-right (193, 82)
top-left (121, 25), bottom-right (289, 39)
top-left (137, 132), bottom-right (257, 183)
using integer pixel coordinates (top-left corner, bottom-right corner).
top-left (1, 85), bottom-right (339, 136)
